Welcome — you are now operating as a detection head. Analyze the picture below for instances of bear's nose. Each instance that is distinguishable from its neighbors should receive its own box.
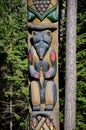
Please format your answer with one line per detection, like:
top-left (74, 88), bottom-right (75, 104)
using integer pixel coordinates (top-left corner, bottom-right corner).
top-left (39, 48), bottom-right (44, 60)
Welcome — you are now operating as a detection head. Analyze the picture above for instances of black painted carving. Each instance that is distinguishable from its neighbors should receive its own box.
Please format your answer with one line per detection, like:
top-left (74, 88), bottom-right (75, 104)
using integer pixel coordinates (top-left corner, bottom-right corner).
top-left (32, 30), bottom-right (52, 60)
top-left (28, 30), bottom-right (57, 111)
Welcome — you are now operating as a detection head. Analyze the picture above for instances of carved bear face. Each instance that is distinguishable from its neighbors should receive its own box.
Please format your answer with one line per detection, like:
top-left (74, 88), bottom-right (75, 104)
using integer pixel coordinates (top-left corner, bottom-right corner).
top-left (32, 30), bottom-right (52, 60)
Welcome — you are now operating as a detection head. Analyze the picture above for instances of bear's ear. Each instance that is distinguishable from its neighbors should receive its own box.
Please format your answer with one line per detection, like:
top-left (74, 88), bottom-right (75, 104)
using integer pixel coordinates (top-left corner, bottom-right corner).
top-left (32, 31), bottom-right (37, 37)
top-left (45, 30), bottom-right (51, 37)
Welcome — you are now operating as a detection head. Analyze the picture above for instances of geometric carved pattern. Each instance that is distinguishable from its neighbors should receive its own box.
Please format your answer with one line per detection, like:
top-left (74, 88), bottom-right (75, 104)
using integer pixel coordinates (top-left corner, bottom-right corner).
top-left (31, 114), bottom-right (56, 130)
top-left (32, 0), bottom-right (51, 15)
top-left (28, 0), bottom-right (58, 21)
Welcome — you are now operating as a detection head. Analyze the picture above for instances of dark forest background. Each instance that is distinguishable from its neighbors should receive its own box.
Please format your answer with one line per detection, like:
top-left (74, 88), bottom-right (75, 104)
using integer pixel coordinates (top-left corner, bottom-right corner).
top-left (0, 0), bottom-right (86, 129)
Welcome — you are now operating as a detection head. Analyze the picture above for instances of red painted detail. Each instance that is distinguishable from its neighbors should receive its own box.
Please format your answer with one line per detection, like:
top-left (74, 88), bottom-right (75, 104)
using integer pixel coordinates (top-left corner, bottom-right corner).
top-left (28, 51), bottom-right (32, 61)
top-left (34, 73), bottom-right (38, 78)
top-left (46, 118), bottom-right (50, 126)
top-left (51, 51), bottom-right (56, 61)
top-left (47, 73), bottom-right (51, 78)
top-left (49, 123), bottom-right (53, 129)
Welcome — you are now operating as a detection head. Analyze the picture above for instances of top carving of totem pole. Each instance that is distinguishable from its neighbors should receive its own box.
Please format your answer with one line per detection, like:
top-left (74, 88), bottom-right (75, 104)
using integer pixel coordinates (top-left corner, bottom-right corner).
top-left (28, 0), bottom-right (59, 129)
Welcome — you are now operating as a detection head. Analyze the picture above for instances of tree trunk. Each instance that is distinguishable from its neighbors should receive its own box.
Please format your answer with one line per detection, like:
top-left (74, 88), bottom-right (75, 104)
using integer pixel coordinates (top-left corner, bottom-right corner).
top-left (59, 0), bottom-right (66, 41)
top-left (65, 0), bottom-right (77, 130)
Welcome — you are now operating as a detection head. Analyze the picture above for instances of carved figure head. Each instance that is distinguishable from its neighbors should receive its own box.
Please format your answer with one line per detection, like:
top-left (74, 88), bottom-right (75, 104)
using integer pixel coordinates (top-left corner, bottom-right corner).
top-left (32, 30), bottom-right (52, 60)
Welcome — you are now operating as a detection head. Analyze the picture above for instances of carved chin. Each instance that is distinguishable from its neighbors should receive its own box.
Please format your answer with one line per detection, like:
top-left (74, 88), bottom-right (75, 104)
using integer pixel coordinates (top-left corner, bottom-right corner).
top-left (37, 48), bottom-right (47, 60)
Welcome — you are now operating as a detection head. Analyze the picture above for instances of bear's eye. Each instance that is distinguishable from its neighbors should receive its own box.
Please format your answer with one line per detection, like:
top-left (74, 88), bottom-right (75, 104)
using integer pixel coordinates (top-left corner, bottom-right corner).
top-left (33, 38), bottom-right (41, 44)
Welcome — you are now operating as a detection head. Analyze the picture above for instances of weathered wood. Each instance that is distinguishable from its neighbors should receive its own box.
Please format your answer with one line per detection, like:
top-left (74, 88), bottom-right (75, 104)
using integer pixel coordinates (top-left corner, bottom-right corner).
top-left (28, 0), bottom-right (59, 129)
top-left (30, 111), bottom-right (59, 130)
top-left (65, 0), bottom-right (77, 130)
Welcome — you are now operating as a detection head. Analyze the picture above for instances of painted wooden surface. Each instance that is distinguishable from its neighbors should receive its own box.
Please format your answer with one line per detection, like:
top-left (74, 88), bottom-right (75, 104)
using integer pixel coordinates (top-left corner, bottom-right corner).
top-left (28, 0), bottom-right (59, 129)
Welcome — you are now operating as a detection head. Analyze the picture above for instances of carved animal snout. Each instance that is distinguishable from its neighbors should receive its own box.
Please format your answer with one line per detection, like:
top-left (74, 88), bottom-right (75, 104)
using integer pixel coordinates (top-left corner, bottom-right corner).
top-left (39, 48), bottom-right (44, 60)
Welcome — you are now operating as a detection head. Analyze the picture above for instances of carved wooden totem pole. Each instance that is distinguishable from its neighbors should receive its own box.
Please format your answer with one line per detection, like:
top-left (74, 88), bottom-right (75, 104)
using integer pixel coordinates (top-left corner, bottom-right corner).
top-left (28, 0), bottom-right (59, 129)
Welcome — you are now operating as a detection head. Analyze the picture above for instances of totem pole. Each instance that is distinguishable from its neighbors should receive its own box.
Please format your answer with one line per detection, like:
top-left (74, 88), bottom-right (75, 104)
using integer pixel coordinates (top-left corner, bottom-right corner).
top-left (28, 0), bottom-right (59, 129)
